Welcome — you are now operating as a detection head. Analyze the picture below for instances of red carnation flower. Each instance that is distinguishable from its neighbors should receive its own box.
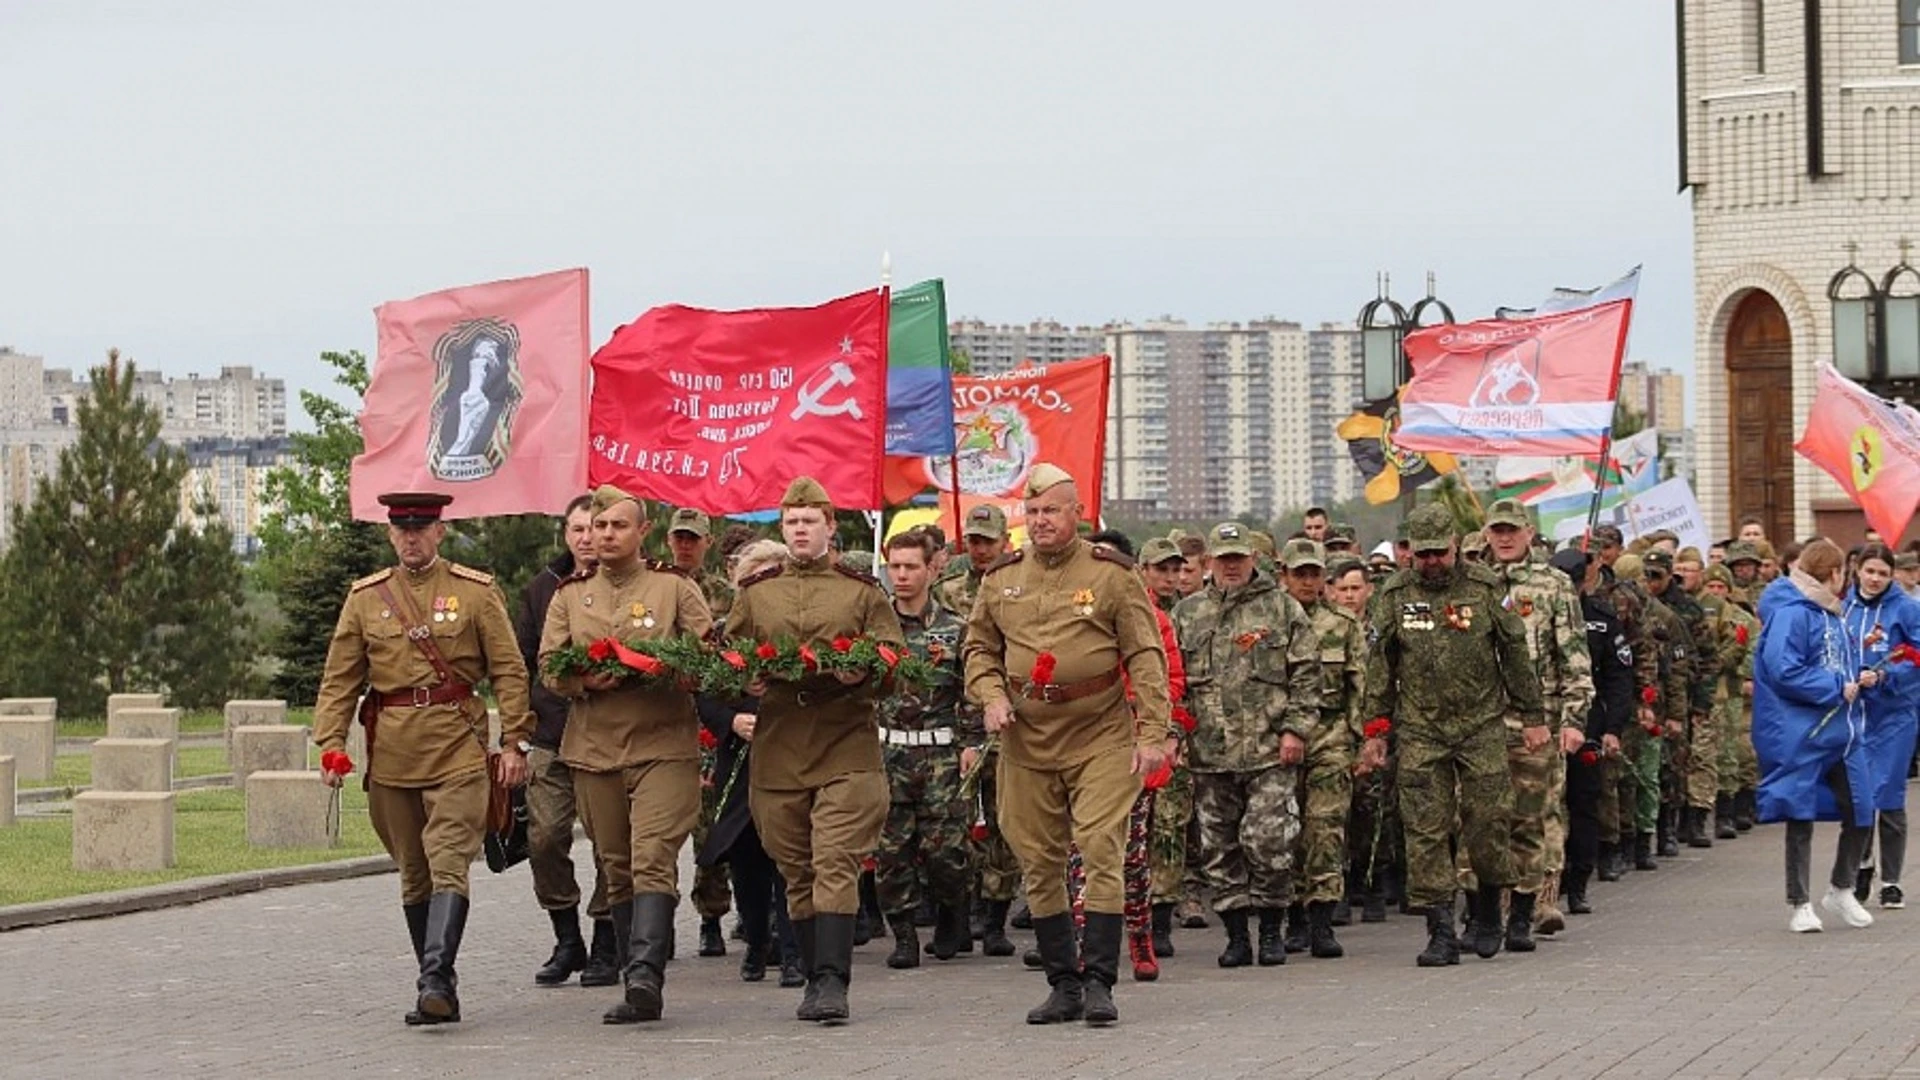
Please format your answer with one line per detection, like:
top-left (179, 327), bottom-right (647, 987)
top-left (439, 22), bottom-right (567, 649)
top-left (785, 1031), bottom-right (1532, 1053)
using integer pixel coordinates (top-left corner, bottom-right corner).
top-left (698, 728), bottom-right (719, 751)
top-left (1363, 717), bottom-right (1392, 741)
top-left (1142, 758), bottom-right (1173, 790)
top-left (1893, 643), bottom-right (1920, 667)
top-left (1734, 625), bottom-right (1749, 646)
top-left (799, 645), bottom-right (819, 671)
top-left (587, 638), bottom-right (615, 663)
top-left (320, 749), bottom-right (354, 776)
top-left (969, 822), bottom-right (990, 843)
top-left (1030, 652), bottom-right (1058, 685)
top-left (1578, 749), bottom-right (1600, 766)
top-left (1640, 686), bottom-right (1657, 706)
top-left (1171, 706), bottom-right (1197, 733)
top-left (755, 642), bottom-right (779, 661)
top-left (831, 636), bottom-right (855, 654)
top-left (876, 644), bottom-right (900, 668)
top-left (722, 650), bottom-right (747, 670)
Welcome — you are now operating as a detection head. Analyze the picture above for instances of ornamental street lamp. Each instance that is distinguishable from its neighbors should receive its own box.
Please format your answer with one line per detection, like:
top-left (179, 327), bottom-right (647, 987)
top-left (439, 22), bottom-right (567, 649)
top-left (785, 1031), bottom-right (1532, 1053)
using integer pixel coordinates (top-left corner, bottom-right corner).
top-left (1357, 272), bottom-right (1453, 403)
top-left (1829, 240), bottom-right (1920, 392)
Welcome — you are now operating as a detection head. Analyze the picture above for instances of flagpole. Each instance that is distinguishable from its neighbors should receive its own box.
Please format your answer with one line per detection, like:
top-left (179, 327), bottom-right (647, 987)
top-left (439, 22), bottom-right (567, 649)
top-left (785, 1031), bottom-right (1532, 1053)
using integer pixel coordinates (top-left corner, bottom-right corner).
top-left (1582, 270), bottom-right (1640, 547)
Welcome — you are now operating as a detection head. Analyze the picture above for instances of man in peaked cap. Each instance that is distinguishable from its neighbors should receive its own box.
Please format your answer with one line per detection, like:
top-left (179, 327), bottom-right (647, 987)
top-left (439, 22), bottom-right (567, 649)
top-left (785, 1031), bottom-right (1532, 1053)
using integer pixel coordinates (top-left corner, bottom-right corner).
top-left (726, 476), bottom-right (905, 1025)
top-left (964, 462), bottom-right (1171, 1027)
top-left (313, 491), bottom-right (536, 1026)
top-left (935, 503), bottom-right (1010, 621)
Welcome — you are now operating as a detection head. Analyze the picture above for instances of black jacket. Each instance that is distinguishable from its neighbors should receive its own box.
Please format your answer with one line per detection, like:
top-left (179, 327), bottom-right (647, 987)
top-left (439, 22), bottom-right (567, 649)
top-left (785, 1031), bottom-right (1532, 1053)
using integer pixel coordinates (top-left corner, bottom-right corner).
top-left (1579, 590), bottom-right (1634, 742)
top-left (516, 551), bottom-right (578, 750)
top-left (695, 692), bottom-right (760, 867)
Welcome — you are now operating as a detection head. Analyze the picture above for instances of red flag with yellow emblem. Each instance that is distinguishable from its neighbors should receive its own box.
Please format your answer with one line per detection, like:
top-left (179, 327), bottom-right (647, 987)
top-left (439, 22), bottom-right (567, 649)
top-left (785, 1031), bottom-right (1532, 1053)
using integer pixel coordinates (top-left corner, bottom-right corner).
top-left (1796, 363), bottom-right (1920, 540)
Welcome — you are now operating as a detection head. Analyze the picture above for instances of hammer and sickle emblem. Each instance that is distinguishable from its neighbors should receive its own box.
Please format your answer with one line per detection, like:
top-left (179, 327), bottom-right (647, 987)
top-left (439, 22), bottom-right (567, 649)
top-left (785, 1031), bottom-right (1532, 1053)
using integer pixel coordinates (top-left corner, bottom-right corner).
top-left (789, 362), bottom-right (863, 421)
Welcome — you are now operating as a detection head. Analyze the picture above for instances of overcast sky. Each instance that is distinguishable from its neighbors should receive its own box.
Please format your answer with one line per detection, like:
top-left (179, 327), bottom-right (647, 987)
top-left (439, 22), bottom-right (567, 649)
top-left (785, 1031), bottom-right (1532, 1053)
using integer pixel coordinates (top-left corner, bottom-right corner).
top-left (0, 1), bottom-right (1693, 427)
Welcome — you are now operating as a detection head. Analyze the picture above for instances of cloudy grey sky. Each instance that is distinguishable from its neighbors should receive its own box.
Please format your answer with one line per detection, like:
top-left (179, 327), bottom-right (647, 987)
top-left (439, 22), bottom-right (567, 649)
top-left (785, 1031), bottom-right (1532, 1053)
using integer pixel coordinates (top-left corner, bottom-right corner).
top-left (1, 1), bottom-right (1693, 425)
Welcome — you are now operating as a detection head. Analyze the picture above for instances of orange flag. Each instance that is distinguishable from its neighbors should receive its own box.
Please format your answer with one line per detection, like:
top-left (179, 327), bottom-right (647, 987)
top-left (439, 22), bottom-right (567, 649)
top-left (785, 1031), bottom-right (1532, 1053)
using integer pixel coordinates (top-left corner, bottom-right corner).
top-left (351, 269), bottom-right (590, 521)
top-left (1795, 363), bottom-right (1920, 541)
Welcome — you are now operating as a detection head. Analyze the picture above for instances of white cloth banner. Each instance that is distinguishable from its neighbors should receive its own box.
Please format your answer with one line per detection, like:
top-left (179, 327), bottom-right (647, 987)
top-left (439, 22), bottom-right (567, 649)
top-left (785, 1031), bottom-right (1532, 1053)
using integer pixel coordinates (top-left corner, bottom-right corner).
top-left (1622, 478), bottom-right (1712, 554)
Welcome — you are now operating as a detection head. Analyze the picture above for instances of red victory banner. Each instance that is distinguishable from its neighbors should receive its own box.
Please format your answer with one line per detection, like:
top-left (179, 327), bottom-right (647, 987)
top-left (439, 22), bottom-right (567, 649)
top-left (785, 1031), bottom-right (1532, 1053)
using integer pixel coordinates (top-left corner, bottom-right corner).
top-left (351, 268), bottom-right (590, 521)
top-left (884, 355), bottom-right (1110, 533)
top-left (588, 288), bottom-right (889, 514)
top-left (1796, 363), bottom-right (1920, 541)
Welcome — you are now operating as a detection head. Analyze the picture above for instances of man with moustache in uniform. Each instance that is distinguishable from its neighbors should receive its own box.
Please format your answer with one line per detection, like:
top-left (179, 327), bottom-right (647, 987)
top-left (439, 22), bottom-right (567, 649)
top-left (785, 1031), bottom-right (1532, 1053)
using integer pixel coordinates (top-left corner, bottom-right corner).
top-left (964, 464), bottom-right (1171, 1028)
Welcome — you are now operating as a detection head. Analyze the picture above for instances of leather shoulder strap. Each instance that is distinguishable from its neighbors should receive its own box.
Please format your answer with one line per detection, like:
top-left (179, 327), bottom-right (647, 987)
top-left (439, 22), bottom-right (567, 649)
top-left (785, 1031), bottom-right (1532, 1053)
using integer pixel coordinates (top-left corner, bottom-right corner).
top-left (372, 578), bottom-right (460, 688)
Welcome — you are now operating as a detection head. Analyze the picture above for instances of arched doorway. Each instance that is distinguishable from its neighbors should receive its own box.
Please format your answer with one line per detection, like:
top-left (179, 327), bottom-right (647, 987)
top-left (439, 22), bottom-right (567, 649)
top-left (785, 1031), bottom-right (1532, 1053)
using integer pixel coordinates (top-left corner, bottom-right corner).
top-left (1725, 290), bottom-right (1795, 545)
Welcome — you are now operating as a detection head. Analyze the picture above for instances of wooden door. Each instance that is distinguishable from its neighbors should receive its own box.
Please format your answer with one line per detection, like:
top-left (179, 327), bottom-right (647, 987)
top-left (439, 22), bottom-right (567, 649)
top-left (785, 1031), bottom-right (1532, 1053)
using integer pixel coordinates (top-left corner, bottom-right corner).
top-left (1726, 290), bottom-right (1794, 545)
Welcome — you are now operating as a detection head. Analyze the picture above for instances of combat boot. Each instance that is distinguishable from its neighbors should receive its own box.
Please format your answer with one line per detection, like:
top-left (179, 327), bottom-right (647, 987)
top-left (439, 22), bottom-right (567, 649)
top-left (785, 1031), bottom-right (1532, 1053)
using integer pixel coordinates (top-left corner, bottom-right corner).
top-left (605, 893), bottom-right (673, 1024)
top-left (1330, 897), bottom-right (1352, 927)
top-left (1307, 901), bottom-right (1344, 959)
top-left (1734, 787), bottom-right (1756, 831)
top-left (1282, 903), bottom-right (1310, 954)
top-left (885, 912), bottom-right (920, 969)
top-left (1080, 913), bottom-right (1122, 1026)
top-left (1025, 913), bottom-right (1085, 1024)
top-left (535, 905), bottom-right (588, 986)
top-left (1634, 832), bottom-right (1659, 871)
top-left (1416, 902), bottom-right (1460, 967)
top-left (403, 901), bottom-right (429, 966)
top-left (698, 916), bottom-right (726, 957)
top-left (1149, 903), bottom-right (1176, 957)
top-left (579, 918), bottom-right (619, 987)
top-left (1534, 874), bottom-right (1565, 936)
top-left (925, 903), bottom-right (969, 959)
top-left (1470, 885), bottom-right (1504, 959)
top-left (1217, 908), bottom-right (1253, 968)
top-left (1255, 908), bottom-right (1288, 966)
top-left (792, 919), bottom-right (821, 1022)
top-left (981, 900), bottom-right (1017, 957)
top-left (1564, 865), bottom-right (1593, 915)
top-left (1505, 891), bottom-right (1537, 953)
top-left (1715, 794), bottom-right (1739, 839)
top-left (1597, 842), bottom-right (1623, 882)
top-left (1686, 806), bottom-right (1714, 849)
top-left (1658, 808), bottom-right (1680, 857)
top-left (807, 913), bottom-right (855, 1025)
top-left (408, 892), bottom-right (468, 1026)
top-left (1128, 927), bottom-right (1158, 982)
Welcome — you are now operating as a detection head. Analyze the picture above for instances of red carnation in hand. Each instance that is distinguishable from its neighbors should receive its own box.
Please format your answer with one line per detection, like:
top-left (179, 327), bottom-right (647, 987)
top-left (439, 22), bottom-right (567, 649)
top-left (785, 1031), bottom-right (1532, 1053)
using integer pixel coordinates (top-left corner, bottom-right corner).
top-left (587, 638), bottom-right (615, 663)
top-left (320, 749), bottom-right (353, 776)
top-left (1171, 706), bottom-right (1197, 734)
top-left (698, 728), bottom-right (719, 751)
top-left (1892, 643), bottom-right (1920, 667)
top-left (1142, 758), bottom-right (1173, 790)
top-left (722, 650), bottom-right (747, 671)
top-left (1030, 652), bottom-right (1058, 685)
top-left (1363, 717), bottom-right (1392, 741)
top-left (831, 636), bottom-right (855, 654)
top-left (1734, 625), bottom-right (1749, 646)
top-left (876, 644), bottom-right (900, 668)
top-left (799, 645), bottom-right (819, 671)
top-left (755, 642), bottom-right (779, 661)
top-left (1640, 686), bottom-right (1658, 706)
top-left (969, 822), bottom-right (990, 843)
top-left (1578, 749), bottom-right (1600, 766)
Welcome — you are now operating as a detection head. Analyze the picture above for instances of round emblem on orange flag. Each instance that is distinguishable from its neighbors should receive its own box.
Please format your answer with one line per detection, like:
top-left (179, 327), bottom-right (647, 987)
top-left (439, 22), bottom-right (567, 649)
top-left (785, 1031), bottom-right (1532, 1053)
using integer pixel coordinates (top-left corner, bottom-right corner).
top-left (1851, 425), bottom-right (1885, 491)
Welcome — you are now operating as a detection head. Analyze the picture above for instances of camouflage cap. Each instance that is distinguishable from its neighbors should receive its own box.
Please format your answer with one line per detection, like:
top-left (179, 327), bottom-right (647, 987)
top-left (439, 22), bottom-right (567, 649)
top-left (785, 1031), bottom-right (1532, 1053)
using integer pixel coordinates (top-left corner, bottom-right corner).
top-left (1899, 551), bottom-right (1920, 571)
top-left (1484, 498), bottom-right (1531, 530)
top-left (1280, 537), bottom-right (1326, 569)
top-left (1139, 537), bottom-right (1184, 567)
top-left (1024, 463), bottom-right (1074, 498)
top-left (1249, 530), bottom-right (1278, 558)
top-left (1705, 564), bottom-right (1735, 587)
top-left (962, 503), bottom-right (1007, 540)
top-left (1614, 552), bottom-right (1644, 579)
top-left (1724, 540), bottom-right (1761, 565)
top-left (1208, 521), bottom-right (1255, 558)
top-left (668, 507), bottom-right (711, 537)
top-left (1329, 522), bottom-right (1358, 544)
top-left (1460, 531), bottom-right (1488, 555)
top-left (1405, 504), bottom-right (1456, 554)
top-left (1641, 548), bottom-right (1674, 575)
top-left (1590, 523), bottom-right (1625, 548)
top-left (780, 476), bottom-right (834, 510)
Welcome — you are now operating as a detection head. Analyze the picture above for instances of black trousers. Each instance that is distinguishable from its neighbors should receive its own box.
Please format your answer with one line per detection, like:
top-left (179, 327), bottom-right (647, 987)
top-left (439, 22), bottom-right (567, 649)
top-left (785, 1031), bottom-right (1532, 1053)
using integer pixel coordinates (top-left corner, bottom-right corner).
top-left (727, 820), bottom-right (799, 962)
top-left (1564, 749), bottom-right (1603, 874)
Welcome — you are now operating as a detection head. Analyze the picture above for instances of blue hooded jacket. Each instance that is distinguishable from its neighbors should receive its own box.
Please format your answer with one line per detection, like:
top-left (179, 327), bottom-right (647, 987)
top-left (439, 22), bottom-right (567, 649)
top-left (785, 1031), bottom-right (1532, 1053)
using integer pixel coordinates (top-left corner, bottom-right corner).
top-left (1752, 573), bottom-right (1875, 826)
top-left (1843, 579), bottom-right (1920, 811)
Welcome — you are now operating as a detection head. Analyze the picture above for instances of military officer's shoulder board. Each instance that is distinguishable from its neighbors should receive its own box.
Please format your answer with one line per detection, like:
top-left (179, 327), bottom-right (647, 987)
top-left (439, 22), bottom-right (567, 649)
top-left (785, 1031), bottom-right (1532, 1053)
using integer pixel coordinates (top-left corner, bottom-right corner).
top-left (648, 559), bottom-right (691, 578)
top-left (448, 563), bottom-right (495, 586)
top-left (982, 549), bottom-right (1026, 576)
top-left (1090, 545), bottom-right (1135, 570)
top-left (350, 567), bottom-right (394, 593)
top-left (739, 564), bottom-right (785, 590)
top-left (832, 563), bottom-right (882, 588)
top-left (556, 566), bottom-right (598, 590)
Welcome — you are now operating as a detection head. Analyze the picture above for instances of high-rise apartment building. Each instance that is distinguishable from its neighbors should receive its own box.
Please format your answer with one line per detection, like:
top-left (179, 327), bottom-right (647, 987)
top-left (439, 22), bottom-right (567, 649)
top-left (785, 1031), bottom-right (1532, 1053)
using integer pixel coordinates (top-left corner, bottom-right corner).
top-left (179, 436), bottom-right (293, 555)
top-left (1617, 361), bottom-right (1688, 434)
top-left (948, 319), bottom-right (1107, 378)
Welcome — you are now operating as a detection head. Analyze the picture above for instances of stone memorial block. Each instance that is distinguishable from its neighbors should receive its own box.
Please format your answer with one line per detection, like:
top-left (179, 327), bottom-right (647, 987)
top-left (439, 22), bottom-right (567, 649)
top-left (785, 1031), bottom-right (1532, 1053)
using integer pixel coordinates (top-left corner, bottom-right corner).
top-left (0, 715), bottom-right (56, 782)
top-left (107, 708), bottom-right (181, 753)
top-left (232, 725), bottom-right (307, 787)
top-left (0, 697), bottom-right (58, 717)
top-left (245, 771), bottom-right (334, 849)
top-left (0, 756), bottom-right (14, 828)
top-left (91, 738), bottom-right (174, 793)
top-left (224, 700), bottom-right (289, 756)
top-left (72, 791), bottom-right (175, 871)
top-left (106, 693), bottom-right (166, 722)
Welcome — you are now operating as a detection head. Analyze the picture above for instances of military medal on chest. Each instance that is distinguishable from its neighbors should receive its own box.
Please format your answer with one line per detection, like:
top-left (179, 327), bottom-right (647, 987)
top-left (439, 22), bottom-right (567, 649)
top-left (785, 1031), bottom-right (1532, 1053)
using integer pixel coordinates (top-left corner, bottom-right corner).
top-left (1072, 588), bottom-right (1095, 616)
top-left (630, 601), bottom-right (655, 629)
top-left (1445, 603), bottom-right (1473, 631)
top-left (432, 596), bottom-right (459, 623)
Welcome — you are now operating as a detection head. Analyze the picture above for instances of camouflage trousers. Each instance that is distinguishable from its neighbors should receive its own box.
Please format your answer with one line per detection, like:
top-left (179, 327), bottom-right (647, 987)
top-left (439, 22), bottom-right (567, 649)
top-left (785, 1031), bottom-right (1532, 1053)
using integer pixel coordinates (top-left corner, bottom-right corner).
top-left (1148, 764), bottom-right (1193, 905)
top-left (1716, 699), bottom-right (1757, 796)
top-left (1067, 787), bottom-right (1156, 934)
top-left (691, 746), bottom-right (732, 919)
top-left (1193, 766), bottom-right (1300, 912)
top-left (1399, 725), bottom-right (1513, 907)
top-left (873, 745), bottom-right (974, 915)
top-left (973, 754), bottom-right (1022, 903)
top-left (1348, 769), bottom-right (1404, 892)
top-left (1622, 726), bottom-right (1663, 832)
top-left (1685, 710), bottom-right (1720, 810)
top-left (1296, 743), bottom-right (1354, 905)
top-left (1597, 750), bottom-right (1623, 840)
top-left (1502, 741), bottom-right (1554, 892)
top-left (1542, 747), bottom-right (1568, 879)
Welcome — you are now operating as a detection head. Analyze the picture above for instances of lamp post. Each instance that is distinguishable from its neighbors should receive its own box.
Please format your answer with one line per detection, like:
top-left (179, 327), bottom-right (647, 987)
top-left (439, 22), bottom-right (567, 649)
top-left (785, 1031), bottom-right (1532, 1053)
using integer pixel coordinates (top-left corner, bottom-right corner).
top-left (1355, 273), bottom-right (1453, 517)
top-left (1830, 239), bottom-right (1920, 395)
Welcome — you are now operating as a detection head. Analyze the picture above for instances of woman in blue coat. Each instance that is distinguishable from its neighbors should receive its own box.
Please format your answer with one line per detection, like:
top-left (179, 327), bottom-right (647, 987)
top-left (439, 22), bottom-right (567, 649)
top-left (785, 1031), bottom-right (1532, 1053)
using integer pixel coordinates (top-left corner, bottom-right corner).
top-left (1842, 544), bottom-right (1920, 909)
top-left (1752, 539), bottom-right (1877, 932)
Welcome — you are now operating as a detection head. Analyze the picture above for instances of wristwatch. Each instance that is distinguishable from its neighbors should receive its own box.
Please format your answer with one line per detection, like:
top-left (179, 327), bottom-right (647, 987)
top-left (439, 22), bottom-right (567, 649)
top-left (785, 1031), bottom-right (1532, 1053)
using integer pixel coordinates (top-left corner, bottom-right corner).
top-left (515, 740), bottom-right (533, 754)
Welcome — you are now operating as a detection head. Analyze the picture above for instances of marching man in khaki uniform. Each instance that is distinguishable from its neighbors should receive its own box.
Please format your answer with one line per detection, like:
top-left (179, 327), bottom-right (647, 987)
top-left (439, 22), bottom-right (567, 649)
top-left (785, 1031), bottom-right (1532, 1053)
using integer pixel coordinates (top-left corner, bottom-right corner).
top-left (726, 477), bottom-right (906, 1026)
top-left (539, 486), bottom-right (714, 1025)
top-left (313, 492), bottom-right (535, 1027)
top-left (963, 463), bottom-right (1171, 1028)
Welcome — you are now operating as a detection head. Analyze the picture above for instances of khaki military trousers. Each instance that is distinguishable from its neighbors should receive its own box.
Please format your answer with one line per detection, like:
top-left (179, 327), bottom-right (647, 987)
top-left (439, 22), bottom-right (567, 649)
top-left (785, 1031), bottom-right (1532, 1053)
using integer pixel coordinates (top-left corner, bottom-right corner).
top-left (574, 759), bottom-right (701, 905)
top-left (368, 769), bottom-right (489, 903)
top-left (999, 745), bottom-right (1140, 919)
top-left (524, 746), bottom-right (609, 917)
top-left (750, 771), bottom-right (889, 921)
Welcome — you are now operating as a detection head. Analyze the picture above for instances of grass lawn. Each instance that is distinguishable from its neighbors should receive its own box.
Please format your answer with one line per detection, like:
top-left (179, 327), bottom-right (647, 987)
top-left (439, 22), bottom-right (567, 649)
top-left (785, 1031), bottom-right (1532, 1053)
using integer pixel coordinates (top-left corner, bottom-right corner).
top-left (24, 745), bottom-right (241, 792)
top-left (0, 786), bottom-right (383, 907)
top-left (56, 707), bottom-right (316, 739)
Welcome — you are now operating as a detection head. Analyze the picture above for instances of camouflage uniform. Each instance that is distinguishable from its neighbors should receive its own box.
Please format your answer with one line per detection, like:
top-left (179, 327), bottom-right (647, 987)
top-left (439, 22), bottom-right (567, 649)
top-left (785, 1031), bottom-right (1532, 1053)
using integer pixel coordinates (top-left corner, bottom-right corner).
top-left (938, 558), bottom-right (1021, 906)
top-left (1655, 563), bottom-right (1722, 818)
top-left (1635, 588), bottom-right (1693, 837)
top-left (1708, 590), bottom-right (1760, 799)
top-left (1299, 598), bottom-right (1365, 905)
top-left (1173, 568), bottom-right (1321, 914)
top-left (1595, 568), bottom-right (1660, 868)
top-left (1145, 582), bottom-right (1195, 908)
top-left (874, 599), bottom-right (981, 920)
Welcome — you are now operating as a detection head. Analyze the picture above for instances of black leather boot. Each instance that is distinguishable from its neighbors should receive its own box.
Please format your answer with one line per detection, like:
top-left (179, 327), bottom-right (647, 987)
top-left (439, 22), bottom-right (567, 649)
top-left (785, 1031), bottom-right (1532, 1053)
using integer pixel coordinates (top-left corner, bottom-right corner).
top-left (1282, 903), bottom-right (1309, 954)
top-left (579, 918), bottom-right (619, 987)
top-left (535, 905), bottom-right (587, 987)
top-left (1308, 901), bottom-right (1345, 959)
top-left (1597, 842), bottom-right (1623, 882)
top-left (1149, 903), bottom-right (1176, 957)
top-left (1330, 896), bottom-right (1352, 927)
top-left (792, 918), bottom-right (820, 1021)
top-left (853, 873), bottom-right (879, 947)
top-left (885, 912), bottom-right (920, 969)
top-left (1471, 885), bottom-right (1504, 959)
top-left (605, 894), bottom-right (672, 1024)
top-left (1256, 908), bottom-right (1288, 966)
top-left (981, 899), bottom-right (1017, 957)
top-left (926, 903), bottom-right (966, 960)
top-left (1634, 832), bottom-right (1659, 871)
top-left (807, 913), bottom-right (855, 1024)
top-left (1734, 787), bottom-right (1756, 831)
top-left (1416, 901), bottom-right (1460, 967)
top-left (597, 900), bottom-right (633, 1022)
top-left (1025, 913), bottom-right (1085, 1024)
top-left (1505, 891), bottom-right (1536, 953)
top-left (1715, 794), bottom-right (1739, 839)
top-left (1010, 897), bottom-right (1034, 929)
top-left (1658, 808), bottom-right (1680, 857)
top-left (1080, 912), bottom-right (1121, 1026)
top-left (1564, 865), bottom-right (1593, 915)
top-left (1686, 806), bottom-right (1714, 849)
top-left (403, 902), bottom-right (429, 965)
top-left (1217, 908), bottom-right (1253, 968)
top-left (408, 892), bottom-right (468, 1025)
top-left (698, 916), bottom-right (726, 957)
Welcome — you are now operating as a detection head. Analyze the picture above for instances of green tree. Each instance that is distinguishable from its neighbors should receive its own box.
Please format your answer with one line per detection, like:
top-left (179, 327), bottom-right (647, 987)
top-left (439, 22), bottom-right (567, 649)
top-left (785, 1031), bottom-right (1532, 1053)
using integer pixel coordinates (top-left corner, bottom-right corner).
top-left (0, 351), bottom-right (253, 714)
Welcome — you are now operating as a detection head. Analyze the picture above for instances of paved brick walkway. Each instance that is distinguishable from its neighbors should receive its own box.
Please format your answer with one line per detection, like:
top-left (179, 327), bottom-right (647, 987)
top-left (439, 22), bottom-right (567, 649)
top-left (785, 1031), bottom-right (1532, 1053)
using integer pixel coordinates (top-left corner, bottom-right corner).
top-left (4, 819), bottom-right (1920, 1079)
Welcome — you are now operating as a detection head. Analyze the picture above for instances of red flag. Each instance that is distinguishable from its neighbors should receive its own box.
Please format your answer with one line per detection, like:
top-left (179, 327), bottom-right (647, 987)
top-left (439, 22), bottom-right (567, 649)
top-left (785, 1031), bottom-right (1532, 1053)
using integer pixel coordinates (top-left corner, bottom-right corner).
top-left (351, 269), bottom-right (590, 521)
top-left (588, 289), bottom-right (889, 514)
top-left (1796, 364), bottom-right (1920, 541)
top-left (1394, 297), bottom-right (1632, 457)
top-left (883, 356), bottom-right (1110, 532)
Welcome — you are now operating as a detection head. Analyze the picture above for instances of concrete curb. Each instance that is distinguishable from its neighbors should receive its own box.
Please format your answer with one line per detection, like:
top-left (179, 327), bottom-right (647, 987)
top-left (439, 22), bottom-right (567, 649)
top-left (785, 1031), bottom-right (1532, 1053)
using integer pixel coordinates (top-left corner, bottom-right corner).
top-left (0, 854), bottom-right (397, 932)
top-left (18, 772), bottom-right (237, 806)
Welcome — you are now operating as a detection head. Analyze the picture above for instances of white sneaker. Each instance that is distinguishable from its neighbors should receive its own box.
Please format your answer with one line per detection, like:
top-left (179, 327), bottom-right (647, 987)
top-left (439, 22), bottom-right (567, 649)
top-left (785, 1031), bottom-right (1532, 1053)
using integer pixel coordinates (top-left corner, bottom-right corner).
top-left (1789, 903), bottom-right (1824, 933)
top-left (1823, 886), bottom-right (1875, 928)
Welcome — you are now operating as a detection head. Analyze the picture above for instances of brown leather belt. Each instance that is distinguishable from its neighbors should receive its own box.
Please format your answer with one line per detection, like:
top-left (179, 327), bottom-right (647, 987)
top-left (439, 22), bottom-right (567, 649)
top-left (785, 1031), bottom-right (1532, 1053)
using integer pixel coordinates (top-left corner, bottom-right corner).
top-left (373, 682), bottom-right (475, 709)
top-left (1020, 667), bottom-right (1121, 704)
